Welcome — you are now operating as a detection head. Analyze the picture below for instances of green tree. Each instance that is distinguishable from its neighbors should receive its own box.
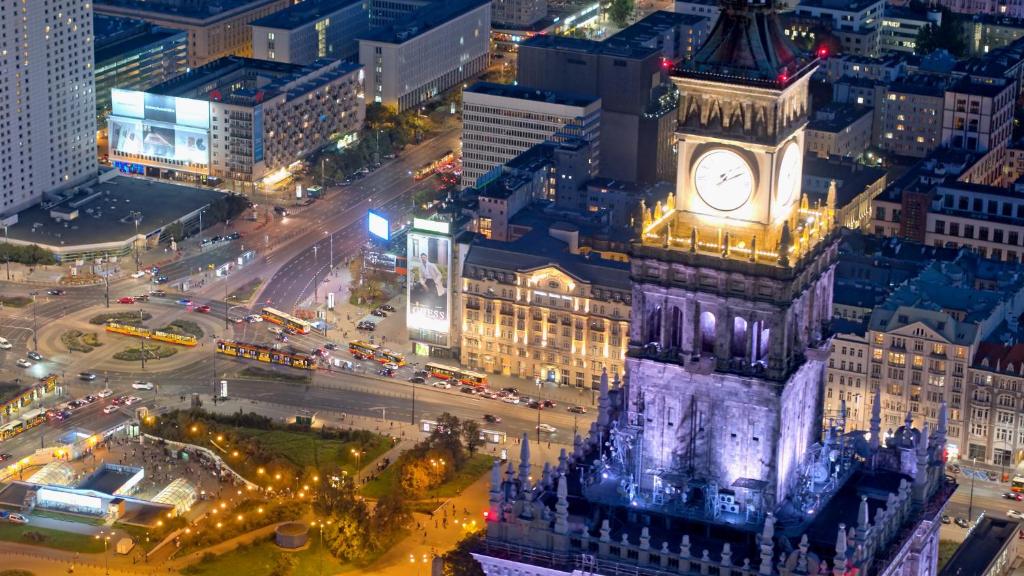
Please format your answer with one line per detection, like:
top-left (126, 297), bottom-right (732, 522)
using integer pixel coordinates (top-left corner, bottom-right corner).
top-left (462, 419), bottom-right (484, 455)
top-left (371, 489), bottom-right (412, 546)
top-left (915, 9), bottom-right (966, 57)
top-left (269, 553), bottom-right (297, 576)
top-left (442, 534), bottom-right (486, 576)
top-left (607, 0), bottom-right (634, 27)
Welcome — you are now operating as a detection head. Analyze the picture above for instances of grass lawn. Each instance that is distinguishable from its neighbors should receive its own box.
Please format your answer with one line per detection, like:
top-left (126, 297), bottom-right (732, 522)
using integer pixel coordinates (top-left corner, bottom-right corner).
top-left (29, 509), bottom-right (105, 526)
top-left (226, 278), bottom-right (263, 303)
top-left (0, 296), bottom-right (31, 308)
top-left (233, 429), bottom-right (392, 477)
top-left (180, 536), bottom-right (353, 576)
top-left (362, 453), bottom-right (493, 500)
top-left (0, 523), bottom-right (104, 553)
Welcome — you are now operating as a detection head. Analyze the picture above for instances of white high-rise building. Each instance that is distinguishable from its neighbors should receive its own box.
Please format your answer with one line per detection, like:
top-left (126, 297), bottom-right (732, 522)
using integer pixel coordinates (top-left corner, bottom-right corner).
top-left (0, 0), bottom-right (97, 214)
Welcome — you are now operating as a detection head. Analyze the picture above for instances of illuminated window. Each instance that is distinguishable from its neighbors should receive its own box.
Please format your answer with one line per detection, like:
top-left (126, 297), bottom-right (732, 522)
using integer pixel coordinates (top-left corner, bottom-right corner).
top-left (872, 349), bottom-right (883, 361)
top-left (888, 352), bottom-right (906, 366)
top-left (913, 355), bottom-right (923, 368)
top-left (933, 344), bottom-right (945, 356)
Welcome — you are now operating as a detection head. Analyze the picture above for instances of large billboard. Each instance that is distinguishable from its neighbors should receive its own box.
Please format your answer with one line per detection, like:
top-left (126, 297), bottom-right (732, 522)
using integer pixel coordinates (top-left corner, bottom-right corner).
top-left (108, 89), bottom-right (211, 169)
top-left (368, 210), bottom-right (390, 241)
top-left (407, 233), bottom-right (451, 335)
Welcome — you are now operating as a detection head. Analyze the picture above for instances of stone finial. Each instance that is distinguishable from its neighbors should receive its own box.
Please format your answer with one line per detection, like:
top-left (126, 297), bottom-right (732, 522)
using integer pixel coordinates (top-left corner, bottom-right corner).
top-left (662, 541), bottom-right (670, 554)
top-left (761, 512), bottom-right (775, 542)
top-left (917, 422), bottom-right (930, 456)
top-left (937, 402), bottom-right (948, 438)
top-left (722, 543), bottom-right (733, 566)
top-left (518, 433), bottom-right (531, 487)
top-left (869, 392), bottom-right (882, 450)
top-left (542, 462), bottom-right (553, 489)
top-left (702, 550), bottom-right (711, 562)
top-left (800, 192), bottom-right (809, 213)
top-left (722, 231), bottom-right (731, 257)
top-left (681, 535), bottom-right (692, 557)
top-left (750, 235), bottom-right (757, 262)
top-left (690, 227), bottom-right (698, 253)
top-left (558, 448), bottom-right (568, 474)
top-left (654, 200), bottom-right (664, 221)
top-left (832, 524), bottom-right (848, 576)
top-left (489, 459), bottom-right (502, 505)
top-left (826, 179), bottom-right (837, 211)
top-left (622, 533), bottom-right (631, 546)
top-left (600, 519), bottom-right (611, 542)
top-left (554, 474), bottom-right (569, 534)
top-left (778, 222), bottom-right (792, 267)
top-left (667, 192), bottom-right (676, 211)
top-left (640, 527), bottom-right (651, 550)
top-left (759, 514), bottom-right (775, 575)
top-left (857, 496), bottom-right (870, 530)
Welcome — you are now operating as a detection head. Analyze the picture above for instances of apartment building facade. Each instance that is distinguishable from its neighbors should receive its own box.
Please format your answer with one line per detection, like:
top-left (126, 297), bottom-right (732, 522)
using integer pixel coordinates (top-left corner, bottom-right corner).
top-left (0, 0), bottom-right (97, 214)
top-left (250, 0), bottom-right (369, 64)
top-left (460, 238), bottom-right (631, 387)
top-left (359, 0), bottom-right (490, 112)
top-left (461, 82), bottom-right (601, 189)
top-left (94, 16), bottom-right (188, 117)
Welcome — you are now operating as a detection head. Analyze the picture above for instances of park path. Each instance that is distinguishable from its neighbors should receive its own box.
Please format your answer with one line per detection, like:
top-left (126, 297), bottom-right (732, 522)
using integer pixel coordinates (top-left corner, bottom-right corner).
top-left (162, 521), bottom-right (290, 570)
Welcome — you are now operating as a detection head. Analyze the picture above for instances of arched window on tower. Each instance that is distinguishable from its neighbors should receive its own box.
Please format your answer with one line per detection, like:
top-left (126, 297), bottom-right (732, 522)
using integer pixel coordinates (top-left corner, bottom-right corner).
top-left (669, 306), bottom-right (684, 350)
top-left (646, 304), bottom-right (662, 346)
top-left (731, 317), bottom-right (748, 358)
top-left (700, 311), bottom-right (716, 355)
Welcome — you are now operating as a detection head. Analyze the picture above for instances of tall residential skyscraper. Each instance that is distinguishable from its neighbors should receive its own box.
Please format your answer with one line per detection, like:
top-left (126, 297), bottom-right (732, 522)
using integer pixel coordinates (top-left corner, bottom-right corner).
top-left (0, 0), bottom-right (97, 214)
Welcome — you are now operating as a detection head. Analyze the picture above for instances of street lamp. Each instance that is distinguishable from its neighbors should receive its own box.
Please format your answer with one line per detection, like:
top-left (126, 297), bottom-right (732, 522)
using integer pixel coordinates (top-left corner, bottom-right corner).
top-left (95, 530), bottom-right (113, 575)
top-left (131, 211), bottom-right (142, 272)
top-left (313, 519), bottom-right (332, 575)
top-left (2, 225), bottom-right (9, 280)
top-left (29, 291), bottom-right (37, 351)
top-left (968, 456), bottom-right (977, 522)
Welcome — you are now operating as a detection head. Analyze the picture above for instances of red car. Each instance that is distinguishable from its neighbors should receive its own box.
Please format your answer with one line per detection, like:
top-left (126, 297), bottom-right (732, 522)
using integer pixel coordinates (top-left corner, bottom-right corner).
top-left (194, 305), bottom-right (211, 313)
top-left (117, 297), bottom-right (135, 304)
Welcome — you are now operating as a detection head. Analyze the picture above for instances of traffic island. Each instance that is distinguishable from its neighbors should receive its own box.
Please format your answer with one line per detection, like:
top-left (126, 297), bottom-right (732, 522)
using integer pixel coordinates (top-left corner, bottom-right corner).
top-left (59, 330), bottom-right (103, 353)
top-left (89, 311), bottom-right (152, 325)
top-left (112, 345), bottom-right (178, 361)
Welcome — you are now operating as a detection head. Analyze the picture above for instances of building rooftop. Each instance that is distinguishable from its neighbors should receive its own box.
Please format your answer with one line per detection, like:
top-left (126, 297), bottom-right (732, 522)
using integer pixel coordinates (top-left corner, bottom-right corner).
top-left (607, 10), bottom-right (707, 47)
top-left (887, 73), bottom-right (949, 97)
top-left (806, 103), bottom-right (872, 133)
top-left (147, 56), bottom-right (361, 106)
top-left (464, 82), bottom-right (600, 108)
top-left (464, 228), bottom-right (632, 291)
top-left (940, 517), bottom-right (1020, 576)
top-left (95, 0), bottom-right (281, 22)
top-left (882, 5), bottom-right (936, 20)
top-left (518, 31), bottom-right (660, 59)
top-left (868, 254), bottom-right (1024, 342)
top-left (359, 0), bottom-right (490, 44)
top-left (5, 177), bottom-right (225, 250)
top-left (802, 156), bottom-right (886, 207)
top-left (94, 16), bottom-right (185, 64)
top-left (795, 0), bottom-right (883, 12)
top-left (250, 0), bottom-right (363, 30)
top-left (948, 75), bottom-right (1013, 98)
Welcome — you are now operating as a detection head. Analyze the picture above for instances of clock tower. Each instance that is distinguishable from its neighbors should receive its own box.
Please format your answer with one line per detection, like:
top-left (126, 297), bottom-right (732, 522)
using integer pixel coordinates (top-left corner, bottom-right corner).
top-left (626, 0), bottom-right (840, 517)
top-left (668, 0), bottom-right (816, 246)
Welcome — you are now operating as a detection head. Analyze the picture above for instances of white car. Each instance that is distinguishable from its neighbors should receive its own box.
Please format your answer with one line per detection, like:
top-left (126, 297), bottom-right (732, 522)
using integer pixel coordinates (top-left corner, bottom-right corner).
top-left (15, 358), bottom-right (32, 368)
top-left (245, 315), bottom-right (263, 323)
top-left (0, 337), bottom-right (11, 350)
top-left (432, 381), bottom-right (451, 389)
top-left (97, 389), bottom-right (113, 398)
top-left (502, 395), bottom-right (520, 405)
top-left (130, 271), bottom-right (146, 279)
top-left (383, 362), bottom-right (399, 371)
top-left (1009, 510), bottom-right (1024, 520)
top-left (8, 513), bottom-right (27, 524)
top-left (132, 381), bottom-right (154, 391)
top-left (125, 396), bottom-right (142, 405)
top-left (536, 423), bottom-right (557, 434)
top-left (103, 405), bottom-right (118, 414)
top-left (268, 326), bottom-right (283, 335)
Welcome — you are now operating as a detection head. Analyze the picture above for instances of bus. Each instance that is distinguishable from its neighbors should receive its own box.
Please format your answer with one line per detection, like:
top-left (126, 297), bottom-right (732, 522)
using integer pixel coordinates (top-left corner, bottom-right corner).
top-left (412, 149), bottom-right (455, 180)
top-left (379, 349), bottom-right (407, 367)
top-left (261, 307), bottom-right (312, 335)
top-left (425, 363), bottom-right (488, 387)
top-left (217, 340), bottom-right (317, 370)
top-left (0, 419), bottom-right (23, 441)
top-left (350, 341), bottom-right (377, 360)
top-left (1012, 475), bottom-right (1024, 492)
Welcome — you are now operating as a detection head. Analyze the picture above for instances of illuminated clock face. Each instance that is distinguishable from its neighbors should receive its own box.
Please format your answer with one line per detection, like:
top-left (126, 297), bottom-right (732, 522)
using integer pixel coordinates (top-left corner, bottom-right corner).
top-left (776, 141), bottom-right (802, 208)
top-left (694, 149), bottom-right (754, 212)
